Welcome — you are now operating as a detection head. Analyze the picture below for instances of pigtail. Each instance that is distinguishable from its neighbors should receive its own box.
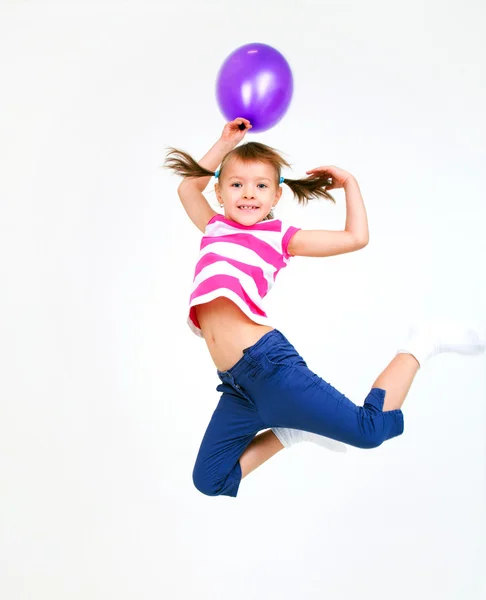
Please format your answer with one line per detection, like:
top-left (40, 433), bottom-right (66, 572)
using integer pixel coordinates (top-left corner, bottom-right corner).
top-left (282, 175), bottom-right (336, 206)
top-left (164, 148), bottom-right (215, 179)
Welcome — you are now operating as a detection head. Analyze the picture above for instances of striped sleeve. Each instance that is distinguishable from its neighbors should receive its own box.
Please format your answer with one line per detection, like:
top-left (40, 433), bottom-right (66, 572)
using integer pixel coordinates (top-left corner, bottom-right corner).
top-left (281, 221), bottom-right (301, 259)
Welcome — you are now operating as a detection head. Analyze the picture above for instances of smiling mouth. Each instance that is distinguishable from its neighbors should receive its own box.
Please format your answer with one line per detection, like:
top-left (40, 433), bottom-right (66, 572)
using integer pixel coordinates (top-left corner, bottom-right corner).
top-left (238, 205), bottom-right (259, 210)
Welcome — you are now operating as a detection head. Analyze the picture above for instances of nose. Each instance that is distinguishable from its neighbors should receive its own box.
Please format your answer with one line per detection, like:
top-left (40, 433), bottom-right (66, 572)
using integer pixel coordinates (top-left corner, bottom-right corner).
top-left (242, 188), bottom-right (255, 199)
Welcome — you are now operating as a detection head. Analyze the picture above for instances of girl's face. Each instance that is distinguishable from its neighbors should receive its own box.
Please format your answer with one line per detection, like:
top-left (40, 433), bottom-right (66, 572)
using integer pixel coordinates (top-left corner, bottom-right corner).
top-left (215, 158), bottom-right (282, 224)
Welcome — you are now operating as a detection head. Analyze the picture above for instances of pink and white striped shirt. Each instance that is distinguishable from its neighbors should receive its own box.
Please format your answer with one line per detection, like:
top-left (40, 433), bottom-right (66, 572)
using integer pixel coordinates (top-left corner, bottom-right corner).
top-left (188, 214), bottom-right (301, 337)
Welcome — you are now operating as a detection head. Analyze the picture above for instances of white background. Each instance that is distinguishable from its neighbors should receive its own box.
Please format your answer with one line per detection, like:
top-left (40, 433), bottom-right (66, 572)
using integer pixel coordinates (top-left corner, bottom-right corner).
top-left (1, 0), bottom-right (485, 598)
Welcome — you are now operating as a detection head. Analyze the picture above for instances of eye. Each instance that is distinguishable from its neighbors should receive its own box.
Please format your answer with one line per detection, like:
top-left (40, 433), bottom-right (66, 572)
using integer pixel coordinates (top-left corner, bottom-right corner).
top-left (230, 182), bottom-right (267, 188)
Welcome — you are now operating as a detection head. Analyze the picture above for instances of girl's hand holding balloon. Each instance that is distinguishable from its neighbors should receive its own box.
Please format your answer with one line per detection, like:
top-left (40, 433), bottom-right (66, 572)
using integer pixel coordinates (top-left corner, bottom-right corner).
top-left (220, 118), bottom-right (252, 146)
top-left (305, 165), bottom-right (356, 190)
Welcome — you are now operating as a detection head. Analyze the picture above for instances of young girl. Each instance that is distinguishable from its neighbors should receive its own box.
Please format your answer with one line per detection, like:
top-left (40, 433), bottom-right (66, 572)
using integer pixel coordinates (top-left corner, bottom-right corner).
top-left (164, 117), bottom-right (485, 498)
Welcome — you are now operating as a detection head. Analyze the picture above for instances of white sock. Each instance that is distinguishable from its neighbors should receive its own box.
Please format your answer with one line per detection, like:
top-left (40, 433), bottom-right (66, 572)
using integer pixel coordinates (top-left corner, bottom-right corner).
top-left (396, 320), bottom-right (486, 367)
top-left (272, 427), bottom-right (347, 453)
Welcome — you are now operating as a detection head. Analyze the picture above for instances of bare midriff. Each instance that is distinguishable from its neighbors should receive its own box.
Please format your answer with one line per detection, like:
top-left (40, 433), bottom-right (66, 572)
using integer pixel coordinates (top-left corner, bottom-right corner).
top-left (195, 297), bottom-right (274, 372)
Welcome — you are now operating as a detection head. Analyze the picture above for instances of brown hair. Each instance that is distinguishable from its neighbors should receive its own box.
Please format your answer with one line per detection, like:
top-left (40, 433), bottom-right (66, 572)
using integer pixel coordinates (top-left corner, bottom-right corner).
top-left (164, 141), bottom-right (335, 221)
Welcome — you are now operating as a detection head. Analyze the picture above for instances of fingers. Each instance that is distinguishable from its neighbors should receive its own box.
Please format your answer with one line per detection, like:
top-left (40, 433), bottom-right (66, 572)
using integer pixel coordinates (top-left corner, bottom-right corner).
top-left (305, 168), bottom-right (334, 187)
top-left (307, 172), bottom-right (333, 183)
top-left (232, 117), bottom-right (252, 130)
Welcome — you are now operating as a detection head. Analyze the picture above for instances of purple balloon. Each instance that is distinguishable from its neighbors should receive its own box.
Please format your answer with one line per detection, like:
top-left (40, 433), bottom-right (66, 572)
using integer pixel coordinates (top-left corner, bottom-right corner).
top-left (216, 43), bottom-right (293, 133)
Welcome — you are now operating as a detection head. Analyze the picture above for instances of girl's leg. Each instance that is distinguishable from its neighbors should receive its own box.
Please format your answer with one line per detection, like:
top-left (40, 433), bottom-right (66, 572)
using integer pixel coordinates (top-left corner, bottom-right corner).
top-left (240, 429), bottom-right (284, 479)
top-left (240, 319), bottom-right (486, 478)
top-left (272, 321), bottom-right (486, 451)
top-left (192, 386), bottom-right (265, 497)
top-left (378, 319), bottom-right (485, 411)
top-left (240, 353), bottom-right (419, 479)
top-left (373, 353), bottom-right (420, 411)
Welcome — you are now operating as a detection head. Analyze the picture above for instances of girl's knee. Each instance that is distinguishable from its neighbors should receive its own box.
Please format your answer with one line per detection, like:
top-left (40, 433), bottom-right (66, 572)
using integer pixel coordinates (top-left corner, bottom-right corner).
top-left (192, 463), bottom-right (241, 497)
top-left (354, 433), bottom-right (386, 450)
top-left (192, 467), bottom-right (220, 497)
top-left (354, 420), bottom-right (404, 449)
top-left (357, 390), bottom-right (404, 448)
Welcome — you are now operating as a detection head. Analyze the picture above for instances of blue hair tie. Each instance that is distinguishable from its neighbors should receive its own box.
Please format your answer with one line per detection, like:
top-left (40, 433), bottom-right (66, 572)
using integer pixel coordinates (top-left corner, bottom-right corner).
top-left (279, 176), bottom-right (284, 184)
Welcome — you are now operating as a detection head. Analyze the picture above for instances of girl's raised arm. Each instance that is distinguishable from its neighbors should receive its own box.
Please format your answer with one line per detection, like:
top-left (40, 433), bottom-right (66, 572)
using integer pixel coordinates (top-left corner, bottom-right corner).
top-left (175, 118), bottom-right (251, 232)
top-left (305, 166), bottom-right (369, 246)
top-left (288, 167), bottom-right (369, 258)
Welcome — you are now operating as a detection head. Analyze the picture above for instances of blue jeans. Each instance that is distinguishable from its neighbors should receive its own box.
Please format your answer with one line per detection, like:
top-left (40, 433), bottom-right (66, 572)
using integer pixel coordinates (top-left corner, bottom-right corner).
top-left (192, 328), bottom-right (404, 497)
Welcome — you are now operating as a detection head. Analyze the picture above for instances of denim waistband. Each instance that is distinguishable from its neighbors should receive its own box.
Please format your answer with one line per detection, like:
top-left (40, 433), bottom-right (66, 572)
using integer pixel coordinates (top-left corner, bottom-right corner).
top-left (216, 328), bottom-right (288, 380)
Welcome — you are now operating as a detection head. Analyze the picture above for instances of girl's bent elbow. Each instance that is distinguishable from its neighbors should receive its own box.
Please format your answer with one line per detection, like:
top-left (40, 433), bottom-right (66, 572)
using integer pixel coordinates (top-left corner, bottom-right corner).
top-left (178, 179), bottom-right (204, 194)
top-left (354, 235), bottom-right (369, 249)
